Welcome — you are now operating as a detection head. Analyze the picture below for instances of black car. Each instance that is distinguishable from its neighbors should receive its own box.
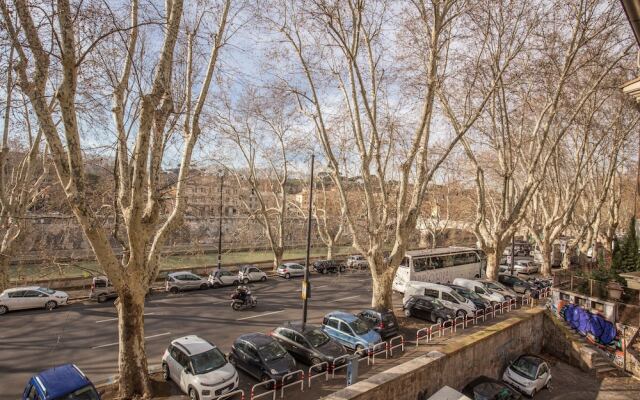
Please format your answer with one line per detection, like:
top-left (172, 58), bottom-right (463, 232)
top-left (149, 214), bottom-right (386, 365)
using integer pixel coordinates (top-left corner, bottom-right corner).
top-left (447, 284), bottom-right (491, 310)
top-left (462, 375), bottom-right (522, 400)
top-left (498, 274), bottom-right (538, 295)
top-left (357, 309), bottom-right (399, 339)
top-left (229, 333), bottom-right (297, 389)
top-left (271, 322), bottom-right (347, 369)
top-left (312, 260), bottom-right (345, 274)
top-left (403, 295), bottom-right (455, 324)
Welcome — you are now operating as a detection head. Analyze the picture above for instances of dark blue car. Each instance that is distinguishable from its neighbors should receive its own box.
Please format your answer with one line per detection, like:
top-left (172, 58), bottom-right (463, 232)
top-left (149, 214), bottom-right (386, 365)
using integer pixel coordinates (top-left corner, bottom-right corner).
top-left (23, 364), bottom-right (100, 400)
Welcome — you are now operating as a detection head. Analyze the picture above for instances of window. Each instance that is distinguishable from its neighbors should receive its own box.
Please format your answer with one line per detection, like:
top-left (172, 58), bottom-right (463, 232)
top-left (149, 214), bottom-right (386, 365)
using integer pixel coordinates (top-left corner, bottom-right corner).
top-left (279, 329), bottom-right (295, 341)
top-left (250, 268), bottom-right (260, 273)
top-left (431, 257), bottom-right (444, 269)
top-left (474, 286), bottom-right (486, 295)
top-left (246, 345), bottom-right (260, 360)
top-left (326, 318), bottom-right (340, 329)
top-left (24, 291), bottom-right (44, 298)
top-left (424, 288), bottom-right (439, 298)
top-left (413, 258), bottom-right (429, 273)
top-left (8, 291), bottom-right (24, 298)
top-left (293, 333), bottom-right (306, 346)
top-left (539, 364), bottom-right (549, 376)
top-left (338, 322), bottom-right (353, 335)
top-left (442, 293), bottom-right (457, 304)
top-left (173, 348), bottom-right (188, 367)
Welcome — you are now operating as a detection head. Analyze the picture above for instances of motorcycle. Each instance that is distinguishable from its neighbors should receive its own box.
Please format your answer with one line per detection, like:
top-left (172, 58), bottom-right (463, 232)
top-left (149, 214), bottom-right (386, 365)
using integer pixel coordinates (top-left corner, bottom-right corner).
top-left (230, 288), bottom-right (258, 310)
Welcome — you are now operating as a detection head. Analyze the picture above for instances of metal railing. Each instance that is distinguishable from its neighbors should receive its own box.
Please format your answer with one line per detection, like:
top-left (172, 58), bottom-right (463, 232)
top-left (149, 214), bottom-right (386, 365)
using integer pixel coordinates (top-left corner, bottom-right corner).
top-left (388, 335), bottom-right (404, 356)
top-left (280, 370), bottom-right (304, 399)
top-left (416, 326), bottom-right (431, 347)
top-left (453, 316), bottom-right (465, 332)
top-left (441, 319), bottom-right (453, 335)
top-left (250, 380), bottom-right (276, 400)
top-left (215, 389), bottom-right (245, 400)
top-left (307, 362), bottom-right (328, 388)
top-left (331, 354), bottom-right (350, 378)
top-left (370, 342), bottom-right (388, 364)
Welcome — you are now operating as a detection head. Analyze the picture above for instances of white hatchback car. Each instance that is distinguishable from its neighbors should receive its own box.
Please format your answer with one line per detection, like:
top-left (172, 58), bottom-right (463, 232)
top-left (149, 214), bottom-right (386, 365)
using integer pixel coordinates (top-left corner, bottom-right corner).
top-left (502, 354), bottom-right (551, 397)
top-left (0, 286), bottom-right (69, 315)
top-left (162, 335), bottom-right (239, 400)
top-left (238, 265), bottom-right (267, 284)
top-left (208, 270), bottom-right (240, 288)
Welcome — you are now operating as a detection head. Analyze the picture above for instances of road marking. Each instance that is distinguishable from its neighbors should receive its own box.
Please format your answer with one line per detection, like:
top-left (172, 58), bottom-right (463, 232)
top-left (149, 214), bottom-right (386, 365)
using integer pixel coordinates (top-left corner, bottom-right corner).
top-left (296, 284), bottom-right (329, 292)
top-left (328, 295), bottom-right (361, 303)
top-left (95, 312), bottom-right (156, 323)
top-left (236, 310), bottom-right (284, 321)
top-left (91, 332), bottom-right (171, 349)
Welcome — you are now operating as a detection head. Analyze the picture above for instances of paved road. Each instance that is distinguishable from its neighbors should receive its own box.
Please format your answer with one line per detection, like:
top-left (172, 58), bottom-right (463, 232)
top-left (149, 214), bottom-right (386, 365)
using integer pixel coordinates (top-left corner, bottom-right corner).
top-left (0, 270), bottom-right (385, 399)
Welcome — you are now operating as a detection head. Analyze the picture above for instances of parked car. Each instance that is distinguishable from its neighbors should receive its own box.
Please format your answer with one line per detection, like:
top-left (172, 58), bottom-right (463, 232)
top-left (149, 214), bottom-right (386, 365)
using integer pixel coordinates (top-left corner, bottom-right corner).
top-left (0, 286), bottom-right (68, 315)
top-left (357, 308), bottom-right (399, 339)
top-left (403, 281), bottom-right (476, 318)
top-left (502, 355), bottom-right (551, 397)
top-left (271, 322), bottom-right (347, 368)
top-left (276, 263), bottom-right (305, 279)
top-left (500, 260), bottom-right (538, 275)
top-left (462, 376), bottom-right (522, 400)
top-left (229, 333), bottom-right (297, 389)
top-left (403, 295), bottom-right (455, 324)
top-left (429, 386), bottom-right (471, 400)
top-left (162, 335), bottom-right (239, 400)
top-left (321, 311), bottom-right (382, 351)
top-left (23, 364), bottom-right (100, 400)
top-left (312, 259), bottom-right (345, 274)
top-left (346, 255), bottom-right (368, 269)
top-left (477, 279), bottom-right (518, 301)
top-left (166, 272), bottom-right (209, 294)
top-left (453, 278), bottom-right (505, 305)
top-left (208, 269), bottom-right (240, 288)
top-left (238, 265), bottom-right (268, 284)
top-left (90, 276), bottom-right (117, 303)
top-left (446, 284), bottom-right (491, 310)
top-left (498, 274), bottom-right (538, 295)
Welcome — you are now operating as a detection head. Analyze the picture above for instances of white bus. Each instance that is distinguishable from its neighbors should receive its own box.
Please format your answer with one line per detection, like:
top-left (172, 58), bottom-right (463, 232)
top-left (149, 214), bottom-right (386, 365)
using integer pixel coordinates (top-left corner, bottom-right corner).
top-left (392, 247), bottom-right (486, 293)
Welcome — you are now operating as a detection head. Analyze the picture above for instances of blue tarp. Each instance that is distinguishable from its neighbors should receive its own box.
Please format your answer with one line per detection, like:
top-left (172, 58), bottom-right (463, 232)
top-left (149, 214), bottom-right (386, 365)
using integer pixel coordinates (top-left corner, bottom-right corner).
top-left (560, 304), bottom-right (617, 345)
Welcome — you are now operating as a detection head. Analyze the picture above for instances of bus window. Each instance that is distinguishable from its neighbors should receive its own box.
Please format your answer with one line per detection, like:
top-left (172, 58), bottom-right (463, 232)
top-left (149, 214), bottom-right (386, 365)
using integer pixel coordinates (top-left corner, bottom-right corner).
top-left (442, 255), bottom-right (454, 268)
top-left (431, 257), bottom-right (444, 269)
top-left (413, 258), bottom-right (428, 273)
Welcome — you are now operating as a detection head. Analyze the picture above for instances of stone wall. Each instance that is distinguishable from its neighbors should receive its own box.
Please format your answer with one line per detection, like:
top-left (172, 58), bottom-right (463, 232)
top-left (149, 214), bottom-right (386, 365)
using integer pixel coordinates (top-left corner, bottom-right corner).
top-left (323, 309), bottom-right (544, 400)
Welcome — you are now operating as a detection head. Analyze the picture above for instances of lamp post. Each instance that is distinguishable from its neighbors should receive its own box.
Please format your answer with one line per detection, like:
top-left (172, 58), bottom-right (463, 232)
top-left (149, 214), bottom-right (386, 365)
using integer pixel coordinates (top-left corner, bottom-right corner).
top-left (217, 171), bottom-right (224, 271)
top-left (302, 154), bottom-right (315, 328)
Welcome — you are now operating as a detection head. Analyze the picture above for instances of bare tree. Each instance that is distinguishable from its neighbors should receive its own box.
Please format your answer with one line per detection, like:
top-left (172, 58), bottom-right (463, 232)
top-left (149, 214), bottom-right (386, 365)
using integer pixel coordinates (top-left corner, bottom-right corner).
top-left (441, 0), bottom-right (634, 279)
top-left (265, 0), bottom-right (525, 308)
top-left (0, 0), bottom-right (231, 396)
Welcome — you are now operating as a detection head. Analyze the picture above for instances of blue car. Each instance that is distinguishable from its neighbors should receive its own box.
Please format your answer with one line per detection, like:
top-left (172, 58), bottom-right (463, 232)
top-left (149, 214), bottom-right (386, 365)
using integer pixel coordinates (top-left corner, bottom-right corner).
top-left (321, 311), bottom-right (382, 351)
top-left (23, 364), bottom-right (100, 400)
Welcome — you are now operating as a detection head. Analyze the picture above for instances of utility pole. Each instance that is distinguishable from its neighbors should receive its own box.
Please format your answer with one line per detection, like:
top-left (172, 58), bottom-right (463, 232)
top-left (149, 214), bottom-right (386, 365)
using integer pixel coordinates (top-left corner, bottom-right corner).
top-left (217, 171), bottom-right (224, 271)
top-left (302, 154), bottom-right (315, 328)
top-left (510, 234), bottom-right (515, 276)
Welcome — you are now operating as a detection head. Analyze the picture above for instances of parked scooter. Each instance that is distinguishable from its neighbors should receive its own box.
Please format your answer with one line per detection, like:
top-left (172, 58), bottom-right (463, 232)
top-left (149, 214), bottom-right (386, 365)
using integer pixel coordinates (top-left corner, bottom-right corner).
top-left (230, 286), bottom-right (257, 310)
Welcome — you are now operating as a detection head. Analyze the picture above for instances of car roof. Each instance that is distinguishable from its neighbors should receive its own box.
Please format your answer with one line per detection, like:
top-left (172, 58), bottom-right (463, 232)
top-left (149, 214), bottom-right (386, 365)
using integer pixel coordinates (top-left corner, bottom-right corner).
top-left (325, 311), bottom-right (357, 321)
top-left (408, 281), bottom-right (450, 291)
top-left (280, 321), bottom-right (321, 333)
top-left (4, 286), bottom-right (42, 292)
top-left (33, 364), bottom-right (91, 399)
top-left (410, 295), bottom-right (437, 302)
top-left (360, 308), bottom-right (392, 316)
top-left (515, 354), bottom-right (545, 366)
top-left (171, 335), bottom-right (215, 355)
top-left (283, 262), bottom-right (301, 266)
top-left (168, 271), bottom-right (193, 276)
top-left (237, 332), bottom-right (273, 346)
top-left (447, 284), bottom-right (469, 292)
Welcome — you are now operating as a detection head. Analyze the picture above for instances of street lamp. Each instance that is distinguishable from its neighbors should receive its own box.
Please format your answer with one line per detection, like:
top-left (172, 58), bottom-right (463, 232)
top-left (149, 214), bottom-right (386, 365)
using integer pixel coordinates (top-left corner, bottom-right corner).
top-left (217, 170), bottom-right (225, 271)
top-left (302, 154), bottom-right (315, 328)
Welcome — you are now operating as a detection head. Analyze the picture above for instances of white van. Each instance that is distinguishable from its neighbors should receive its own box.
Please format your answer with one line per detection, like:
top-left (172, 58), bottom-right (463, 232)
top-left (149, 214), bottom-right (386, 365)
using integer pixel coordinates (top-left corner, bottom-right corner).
top-left (403, 281), bottom-right (476, 317)
top-left (452, 278), bottom-right (505, 305)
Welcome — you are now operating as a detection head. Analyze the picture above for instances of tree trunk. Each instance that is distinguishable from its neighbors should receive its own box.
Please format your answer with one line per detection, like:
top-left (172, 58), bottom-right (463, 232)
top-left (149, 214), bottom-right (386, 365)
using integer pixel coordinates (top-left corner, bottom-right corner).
top-left (116, 289), bottom-right (150, 398)
top-left (272, 247), bottom-right (284, 271)
top-left (419, 230), bottom-right (429, 248)
top-left (540, 239), bottom-right (552, 277)
top-left (326, 241), bottom-right (333, 260)
top-left (370, 268), bottom-right (395, 311)
top-left (0, 254), bottom-right (9, 291)
top-left (485, 242), bottom-right (504, 280)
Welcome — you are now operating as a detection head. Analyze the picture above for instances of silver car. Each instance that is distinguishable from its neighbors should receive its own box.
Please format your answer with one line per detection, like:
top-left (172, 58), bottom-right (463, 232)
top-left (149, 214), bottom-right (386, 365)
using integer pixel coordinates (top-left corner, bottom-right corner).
top-left (166, 272), bottom-right (209, 294)
top-left (346, 255), bottom-right (368, 269)
top-left (502, 354), bottom-right (551, 397)
top-left (0, 286), bottom-right (69, 315)
top-left (276, 262), bottom-right (305, 279)
top-left (238, 265), bottom-right (267, 284)
top-left (208, 269), bottom-right (240, 288)
top-left (478, 279), bottom-right (518, 301)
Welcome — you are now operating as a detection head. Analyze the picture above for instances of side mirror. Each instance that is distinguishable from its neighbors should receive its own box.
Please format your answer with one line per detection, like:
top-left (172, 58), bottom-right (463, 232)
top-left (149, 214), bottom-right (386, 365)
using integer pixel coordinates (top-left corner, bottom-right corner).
top-left (185, 365), bottom-right (193, 374)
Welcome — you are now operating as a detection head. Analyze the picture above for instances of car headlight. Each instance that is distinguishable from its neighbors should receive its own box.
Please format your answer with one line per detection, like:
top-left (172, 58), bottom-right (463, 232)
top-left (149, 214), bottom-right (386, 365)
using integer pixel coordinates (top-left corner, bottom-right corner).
top-left (270, 368), bottom-right (278, 375)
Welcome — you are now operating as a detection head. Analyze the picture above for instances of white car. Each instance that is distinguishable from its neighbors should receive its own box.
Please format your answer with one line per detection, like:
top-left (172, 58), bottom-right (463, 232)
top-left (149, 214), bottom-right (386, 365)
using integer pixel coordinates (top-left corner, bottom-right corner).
top-left (452, 278), bottom-right (505, 305)
top-left (208, 270), bottom-right (240, 288)
top-left (346, 255), bottom-right (368, 269)
top-left (0, 286), bottom-right (69, 315)
top-left (403, 281), bottom-right (476, 318)
top-left (502, 354), bottom-right (551, 397)
top-left (276, 262), bottom-right (305, 279)
top-left (499, 260), bottom-right (538, 275)
top-left (238, 265), bottom-right (267, 284)
top-left (162, 335), bottom-right (239, 400)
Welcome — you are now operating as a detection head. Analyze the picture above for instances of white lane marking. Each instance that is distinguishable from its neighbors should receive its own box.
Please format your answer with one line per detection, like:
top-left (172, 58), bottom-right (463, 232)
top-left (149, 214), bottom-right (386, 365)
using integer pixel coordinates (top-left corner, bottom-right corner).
top-left (91, 332), bottom-right (171, 349)
top-left (236, 310), bottom-right (284, 321)
top-left (95, 312), bottom-right (156, 323)
top-left (328, 295), bottom-right (361, 303)
top-left (296, 284), bottom-right (329, 292)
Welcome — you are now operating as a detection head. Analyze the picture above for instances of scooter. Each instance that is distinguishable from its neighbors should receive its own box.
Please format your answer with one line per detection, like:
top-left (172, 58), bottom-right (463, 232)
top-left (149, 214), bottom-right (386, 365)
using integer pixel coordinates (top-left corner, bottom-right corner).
top-left (230, 289), bottom-right (258, 310)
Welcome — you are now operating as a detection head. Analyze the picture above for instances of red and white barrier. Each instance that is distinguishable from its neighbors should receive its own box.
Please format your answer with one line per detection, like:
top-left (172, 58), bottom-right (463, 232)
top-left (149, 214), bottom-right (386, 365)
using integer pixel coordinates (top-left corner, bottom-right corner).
top-left (388, 335), bottom-right (404, 356)
top-left (416, 326), bottom-right (430, 347)
top-left (331, 355), bottom-right (349, 378)
top-left (216, 389), bottom-right (245, 400)
top-left (250, 380), bottom-right (276, 400)
top-left (280, 370), bottom-right (304, 398)
top-left (441, 319), bottom-right (453, 335)
top-left (307, 362), bottom-right (328, 388)
top-left (370, 342), bottom-right (388, 364)
top-left (453, 316), bottom-right (465, 332)
top-left (484, 306), bottom-right (494, 319)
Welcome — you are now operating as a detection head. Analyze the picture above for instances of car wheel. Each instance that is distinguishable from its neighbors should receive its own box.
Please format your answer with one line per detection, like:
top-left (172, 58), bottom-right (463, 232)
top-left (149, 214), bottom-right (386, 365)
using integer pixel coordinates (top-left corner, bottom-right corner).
top-left (285, 273), bottom-right (291, 279)
top-left (212, 282), bottom-right (221, 289)
top-left (243, 278), bottom-right (249, 284)
top-left (189, 387), bottom-right (199, 400)
top-left (0, 305), bottom-right (8, 315)
top-left (436, 317), bottom-right (444, 325)
top-left (404, 308), bottom-right (412, 317)
top-left (232, 280), bottom-right (239, 286)
top-left (45, 300), bottom-right (57, 311)
top-left (310, 357), bottom-right (323, 371)
top-left (456, 310), bottom-right (466, 319)
top-left (529, 388), bottom-right (536, 398)
top-left (355, 344), bottom-right (366, 356)
top-left (169, 287), bottom-right (179, 294)
top-left (97, 294), bottom-right (108, 303)
top-left (261, 276), bottom-right (267, 281)
top-left (200, 283), bottom-right (208, 290)
top-left (162, 363), bottom-right (170, 381)
top-left (228, 354), bottom-right (236, 365)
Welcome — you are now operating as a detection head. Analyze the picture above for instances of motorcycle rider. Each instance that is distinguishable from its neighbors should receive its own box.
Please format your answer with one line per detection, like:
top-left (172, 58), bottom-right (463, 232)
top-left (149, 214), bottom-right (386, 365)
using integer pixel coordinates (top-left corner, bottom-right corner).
top-left (234, 285), bottom-right (249, 305)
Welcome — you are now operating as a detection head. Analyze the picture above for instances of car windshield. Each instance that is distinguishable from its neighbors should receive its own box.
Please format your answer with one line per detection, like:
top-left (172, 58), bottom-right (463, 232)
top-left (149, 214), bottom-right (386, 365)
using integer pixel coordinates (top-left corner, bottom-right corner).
top-left (510, 357), bottom-right (538, 380)
top-left (37, 287), bottom-right (56, 295)
top-left (191, 348), bottom-right (227, 375)
top-left (458, 288), bottom-right (480, 300)
top-left (449, 290), bottom-right (466, 303)
top-left (305, 329), bottom-right (330, 347)
top-left (258, 341), bottom-right (288, 362)
top-left (53, 385), bottom-right (100, 400)
top-left (349, 318), bottom-right (370, 335)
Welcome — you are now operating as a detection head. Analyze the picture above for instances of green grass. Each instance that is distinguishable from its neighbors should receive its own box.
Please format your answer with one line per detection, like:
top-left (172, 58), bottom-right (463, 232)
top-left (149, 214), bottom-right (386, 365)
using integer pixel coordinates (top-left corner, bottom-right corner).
top-left (10, 246), bottom-right (354, 281)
